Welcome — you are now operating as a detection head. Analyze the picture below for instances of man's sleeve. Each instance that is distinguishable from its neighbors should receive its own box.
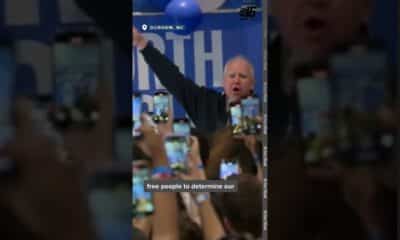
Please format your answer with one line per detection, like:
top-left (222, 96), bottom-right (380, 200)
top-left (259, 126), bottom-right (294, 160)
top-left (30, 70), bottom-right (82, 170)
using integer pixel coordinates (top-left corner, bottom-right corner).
top-left (140, 44), bottom-right (217, 124)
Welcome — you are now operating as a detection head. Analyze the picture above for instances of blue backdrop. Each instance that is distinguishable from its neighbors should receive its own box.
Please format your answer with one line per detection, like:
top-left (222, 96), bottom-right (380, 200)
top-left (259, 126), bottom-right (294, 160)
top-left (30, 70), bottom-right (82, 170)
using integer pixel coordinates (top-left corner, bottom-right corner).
top-left (133, 12), bottom-right (263, 119)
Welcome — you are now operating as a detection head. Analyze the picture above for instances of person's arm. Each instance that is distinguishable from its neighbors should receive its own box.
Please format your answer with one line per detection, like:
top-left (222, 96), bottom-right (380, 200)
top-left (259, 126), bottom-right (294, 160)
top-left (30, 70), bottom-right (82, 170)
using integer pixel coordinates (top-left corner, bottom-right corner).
top-left (178, 137), bottom-right (226, 240)
top-left (151, 150), bottom-right (180, 240)
top-left (196, 193), bottom-right (226, 240)
top-left (1, 98), bottom-right (98, 240)
top-left (133, 28), bottom-right (221, 126)
top-left (138, 114), bottom-right (179, 240)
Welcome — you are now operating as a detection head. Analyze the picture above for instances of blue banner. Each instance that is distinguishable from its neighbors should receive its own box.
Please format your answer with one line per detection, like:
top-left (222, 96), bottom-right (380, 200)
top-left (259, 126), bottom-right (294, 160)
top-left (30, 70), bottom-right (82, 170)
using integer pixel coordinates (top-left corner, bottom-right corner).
top-left (133, 12), bottom-right (263, 119)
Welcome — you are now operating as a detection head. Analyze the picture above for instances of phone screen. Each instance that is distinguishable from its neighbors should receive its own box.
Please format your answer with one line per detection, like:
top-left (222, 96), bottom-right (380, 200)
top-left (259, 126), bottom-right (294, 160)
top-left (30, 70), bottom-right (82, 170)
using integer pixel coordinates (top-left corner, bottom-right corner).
top-left (164, 136), bottom-right (189, 172)
top-left (330, 46), bottom-right (387, 112)
top-left (152, 92), bottom-right (169, 123)
top-left (219, 160), bottom-right (239, 180)
top-left (132, 94), bottom-right (142, 137)
top-left (331, 46), bottom-right (390, 164)
top-left (0, 44), bottom-right (16, 175)
top-left (297, 73), bottom-right (333, 165)
top-left (173, 119), bottom-right (191, 137)
top-left (230, 103), bottom-right (243, 135)
top-left (53, 32), bottom-right (100, 125)
top-left (241, 96), bottom-right (261, 135)
top-left (297, 76), bottom-right (332, 138)
top-left (132, 165), bottom-right (154, 217)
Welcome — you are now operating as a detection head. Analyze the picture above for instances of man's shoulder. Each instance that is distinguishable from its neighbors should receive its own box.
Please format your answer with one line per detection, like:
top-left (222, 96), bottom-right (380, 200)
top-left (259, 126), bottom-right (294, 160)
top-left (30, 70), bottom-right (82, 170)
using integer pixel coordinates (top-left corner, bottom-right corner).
top-left (197, 86), bottom-right (226, 101)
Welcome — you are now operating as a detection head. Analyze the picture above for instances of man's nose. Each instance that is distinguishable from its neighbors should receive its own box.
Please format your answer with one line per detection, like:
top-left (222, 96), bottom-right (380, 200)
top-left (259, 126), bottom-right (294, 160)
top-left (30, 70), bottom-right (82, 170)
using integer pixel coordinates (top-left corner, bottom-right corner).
top-left (233, 75), bottom-right (241, 83)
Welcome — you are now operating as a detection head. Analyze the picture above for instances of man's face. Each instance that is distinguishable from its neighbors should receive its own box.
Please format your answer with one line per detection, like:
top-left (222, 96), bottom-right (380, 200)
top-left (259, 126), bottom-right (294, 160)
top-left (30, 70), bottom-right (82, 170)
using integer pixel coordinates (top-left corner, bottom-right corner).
top-left (274, 0), bottom-right (370, 58)
top-left (223, 59), bottom-right (254, 103)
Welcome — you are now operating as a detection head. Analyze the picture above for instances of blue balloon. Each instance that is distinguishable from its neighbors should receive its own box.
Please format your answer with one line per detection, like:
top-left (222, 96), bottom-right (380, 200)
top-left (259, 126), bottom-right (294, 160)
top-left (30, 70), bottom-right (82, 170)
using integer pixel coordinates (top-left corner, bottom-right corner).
top-left (165, 0), bottom-right (203, 35)
top-left (150, 0), bottom-right (172, 11)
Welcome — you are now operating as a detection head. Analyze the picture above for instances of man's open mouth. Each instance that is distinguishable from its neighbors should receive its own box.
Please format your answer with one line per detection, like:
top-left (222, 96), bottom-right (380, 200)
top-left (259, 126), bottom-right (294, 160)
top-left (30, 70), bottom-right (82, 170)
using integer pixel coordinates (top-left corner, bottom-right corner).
top-left (232, 86), bottom-right (241, 94)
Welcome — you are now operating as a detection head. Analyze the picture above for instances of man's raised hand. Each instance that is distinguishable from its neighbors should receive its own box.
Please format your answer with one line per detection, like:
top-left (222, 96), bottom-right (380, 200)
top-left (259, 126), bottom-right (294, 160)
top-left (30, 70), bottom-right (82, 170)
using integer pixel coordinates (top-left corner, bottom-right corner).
top-left (132, 27), bottom-right (148, 50)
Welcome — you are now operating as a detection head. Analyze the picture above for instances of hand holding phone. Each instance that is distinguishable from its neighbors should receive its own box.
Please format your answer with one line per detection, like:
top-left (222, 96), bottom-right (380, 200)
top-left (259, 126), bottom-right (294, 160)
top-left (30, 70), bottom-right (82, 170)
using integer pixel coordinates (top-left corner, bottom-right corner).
top-left (51, 31), bottom-right (101, 129)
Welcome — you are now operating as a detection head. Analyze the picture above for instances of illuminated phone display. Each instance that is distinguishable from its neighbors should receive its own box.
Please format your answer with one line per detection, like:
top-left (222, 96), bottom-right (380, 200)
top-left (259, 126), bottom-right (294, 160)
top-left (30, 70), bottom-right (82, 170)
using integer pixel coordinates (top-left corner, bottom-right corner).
top-left (220, 160), bottom-right (239, 180)
top-left (164, 135), bottom-right (189, 172)
top-left (133, 94), bottom-right (142, 137)
top-left (152, 92), bottom-right (169, 123)
top-left (54, 34), bottom-right (100, 108)
top-left (173, 119), bottom-right (191, 137)
top-left (132, 165), bottom-right (154, 217)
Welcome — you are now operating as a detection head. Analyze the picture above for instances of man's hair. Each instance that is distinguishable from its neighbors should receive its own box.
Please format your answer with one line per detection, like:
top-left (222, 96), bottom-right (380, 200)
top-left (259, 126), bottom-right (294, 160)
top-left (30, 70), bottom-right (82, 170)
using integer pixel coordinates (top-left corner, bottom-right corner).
top-left (213, 174), bottom-right (262, 238)
top-left (223, 55), bottom-right (255, 81)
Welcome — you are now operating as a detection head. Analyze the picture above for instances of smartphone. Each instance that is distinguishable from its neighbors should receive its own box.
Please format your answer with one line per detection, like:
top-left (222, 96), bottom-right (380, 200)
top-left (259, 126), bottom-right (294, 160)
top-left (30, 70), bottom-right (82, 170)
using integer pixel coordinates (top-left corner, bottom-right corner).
top-left (330, 44), bottom-right (388, 112)
top-left (219, 159), bottom-right (239, 180)
top-left (173, 118), bottom-right (191, 137)
top-left (297, 68), bottom-right (334, 165)
top-left (230, 103), bottom-right (243, 135)
top-left (164, 135), bottom-right (189, 173)
top-left (132, 162), bottom-right (154, 217)
top-left (241, 95), bottom-right (262, 135)
top-left (51, 31), bottom-right (101, 128)
top-left (132, 93), bottom-right (142, 138)
top-left (0, 42), bottom-right (16, 176)
top-left (152, 91), bottom-right (169, 124)
top-left (331, 45), bottom-right (389, 164)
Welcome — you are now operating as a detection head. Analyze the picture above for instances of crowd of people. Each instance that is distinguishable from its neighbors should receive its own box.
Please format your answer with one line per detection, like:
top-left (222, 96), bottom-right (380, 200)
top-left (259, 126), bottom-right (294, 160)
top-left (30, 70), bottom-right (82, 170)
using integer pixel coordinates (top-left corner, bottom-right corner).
top-left (132, 111), bottom-right (263, 240)
top-left (133, 0), bottom-right (398, 239)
